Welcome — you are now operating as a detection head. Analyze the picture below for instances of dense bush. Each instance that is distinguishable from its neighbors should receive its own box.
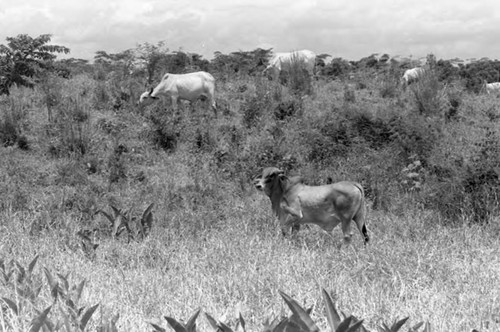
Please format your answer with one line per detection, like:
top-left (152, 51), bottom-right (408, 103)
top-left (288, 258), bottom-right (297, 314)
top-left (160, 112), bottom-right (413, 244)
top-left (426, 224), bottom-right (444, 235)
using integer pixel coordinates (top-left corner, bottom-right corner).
top-left (410, 69), bottom-right (449, 117)
top-left (459, 59), bottom-right (500, 93)
top-left (278, 55), bottom-right (314, 96)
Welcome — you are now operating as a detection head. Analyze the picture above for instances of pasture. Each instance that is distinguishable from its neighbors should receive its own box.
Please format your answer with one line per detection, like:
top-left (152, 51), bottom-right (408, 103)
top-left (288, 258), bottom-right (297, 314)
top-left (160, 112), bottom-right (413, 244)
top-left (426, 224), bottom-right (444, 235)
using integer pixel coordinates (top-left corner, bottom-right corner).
top-left (1, 59), bottom-right (500, 332)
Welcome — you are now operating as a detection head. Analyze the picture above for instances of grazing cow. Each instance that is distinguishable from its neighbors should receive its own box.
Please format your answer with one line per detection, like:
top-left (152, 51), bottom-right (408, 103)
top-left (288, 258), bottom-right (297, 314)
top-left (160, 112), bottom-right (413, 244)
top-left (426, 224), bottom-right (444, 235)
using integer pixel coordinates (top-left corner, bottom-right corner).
top-left (402, 67), bottom-right (425, 85)
top-left (263, 50), bottom-right (316, 80)
top-left (484, 81), bottom-right (500, 94)
top-left (138, 71), bottom-right (217, 115)
top-left (254, 167), bottom-right (369, 245)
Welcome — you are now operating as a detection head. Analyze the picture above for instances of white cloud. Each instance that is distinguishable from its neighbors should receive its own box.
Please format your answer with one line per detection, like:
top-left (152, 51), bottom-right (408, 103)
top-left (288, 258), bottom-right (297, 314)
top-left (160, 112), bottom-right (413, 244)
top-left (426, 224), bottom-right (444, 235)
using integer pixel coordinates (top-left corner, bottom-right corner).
top-left (1, 0), bottom-right (500, 61)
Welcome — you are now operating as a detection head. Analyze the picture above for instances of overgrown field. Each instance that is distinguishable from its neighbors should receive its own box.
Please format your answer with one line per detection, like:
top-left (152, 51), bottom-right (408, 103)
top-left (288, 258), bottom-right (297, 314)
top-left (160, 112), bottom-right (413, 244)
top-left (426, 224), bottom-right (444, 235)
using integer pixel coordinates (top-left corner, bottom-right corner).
top-left (1, 66), bottom-right (500, 331)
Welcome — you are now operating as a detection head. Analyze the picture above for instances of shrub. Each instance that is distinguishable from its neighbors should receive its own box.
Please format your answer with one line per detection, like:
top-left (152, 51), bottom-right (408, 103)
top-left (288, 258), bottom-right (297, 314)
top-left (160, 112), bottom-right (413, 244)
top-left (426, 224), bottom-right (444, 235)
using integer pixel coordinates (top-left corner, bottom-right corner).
top-left (45, 95), bottom-right (92, 158)
top-left (0, 115), bottom-right (18, 147)
top-left (351, 113), bottom-right (394, 149)
top-left (242, 95), bottom-right (268, 129)
top-left (445, 87), bottom-right (462, 121)
top-left (343, 84), bottom-right (356, 103)
top-left (320, 57), bottom-right (351, 79)
top-left (410, 69), bottom-right (448, 117)
top-left (274, 97), bottom-right (302, 121)
top-left (462, 128), bottom-right (500, 223)
top-left (388, 114), bottom-right (440, 163)
top-left (39, 73), bottom-right (64, 122)
top-left (0, 94), bottom-right (30, 148)
top-left (379, 66), bottom-right (401, 98)
top-left (144, 101), bottom-right (180, 152)
top-left (303, 116), bottom-right (353, 165)
top-left (108, 143), bottom-right (129, 185)
top-left (422, 128), bottom-right (500, 224)
top-left (279, 54), bottom-right (313, 96)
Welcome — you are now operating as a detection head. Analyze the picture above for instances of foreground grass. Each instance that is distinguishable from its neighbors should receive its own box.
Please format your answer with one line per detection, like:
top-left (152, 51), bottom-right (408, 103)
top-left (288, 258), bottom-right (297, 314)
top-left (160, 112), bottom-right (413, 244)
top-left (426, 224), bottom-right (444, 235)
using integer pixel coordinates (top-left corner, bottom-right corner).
top-left (1, 187), bottom-right (499, 331)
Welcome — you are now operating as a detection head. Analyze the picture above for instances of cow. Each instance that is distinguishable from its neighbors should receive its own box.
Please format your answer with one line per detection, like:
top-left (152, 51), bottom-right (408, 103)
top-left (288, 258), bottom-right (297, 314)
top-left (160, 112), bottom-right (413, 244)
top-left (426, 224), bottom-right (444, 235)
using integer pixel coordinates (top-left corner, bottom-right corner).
top-left (402, 67), bottom-right (425, 86)
top-left (138, 71), bottom-right (217, 115)
top-left (484, 81), bottom-right (500, 94)
top-left (254, 167), bottom-right (369, 245)
top-left (263, 50), bottom-right (316, 80)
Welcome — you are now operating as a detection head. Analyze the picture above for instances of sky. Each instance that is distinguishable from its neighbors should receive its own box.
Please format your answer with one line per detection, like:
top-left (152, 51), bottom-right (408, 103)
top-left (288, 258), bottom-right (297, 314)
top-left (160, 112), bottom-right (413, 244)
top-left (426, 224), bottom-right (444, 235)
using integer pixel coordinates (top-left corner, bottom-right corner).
top-left (1, 0), bottom-right (500, 62)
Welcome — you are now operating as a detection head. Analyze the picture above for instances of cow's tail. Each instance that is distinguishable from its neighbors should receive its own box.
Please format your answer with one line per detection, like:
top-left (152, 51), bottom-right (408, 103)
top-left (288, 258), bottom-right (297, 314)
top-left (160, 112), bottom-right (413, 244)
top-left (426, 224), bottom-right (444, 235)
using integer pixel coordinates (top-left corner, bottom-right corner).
top-left (352, 182), bottom-right (369, 245)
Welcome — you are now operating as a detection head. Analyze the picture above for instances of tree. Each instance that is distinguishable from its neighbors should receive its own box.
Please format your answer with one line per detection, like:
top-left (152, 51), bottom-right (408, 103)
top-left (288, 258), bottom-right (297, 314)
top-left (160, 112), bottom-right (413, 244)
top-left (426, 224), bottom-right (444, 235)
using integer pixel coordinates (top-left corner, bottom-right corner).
top-left (135, 41), bottom-right (170, 85)
top-left (0, 34), bottom-right (70, 95)
top-left (320, 57), bottom-right (352, 78)
top-left (209, 48), bottom-right (272, 79)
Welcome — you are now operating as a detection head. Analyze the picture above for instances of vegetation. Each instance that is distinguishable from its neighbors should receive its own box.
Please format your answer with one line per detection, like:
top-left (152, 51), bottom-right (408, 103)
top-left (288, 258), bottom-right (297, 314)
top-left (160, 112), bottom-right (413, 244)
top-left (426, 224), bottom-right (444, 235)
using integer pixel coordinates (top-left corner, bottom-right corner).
top-left (1, 34), bottom-right (499, 331)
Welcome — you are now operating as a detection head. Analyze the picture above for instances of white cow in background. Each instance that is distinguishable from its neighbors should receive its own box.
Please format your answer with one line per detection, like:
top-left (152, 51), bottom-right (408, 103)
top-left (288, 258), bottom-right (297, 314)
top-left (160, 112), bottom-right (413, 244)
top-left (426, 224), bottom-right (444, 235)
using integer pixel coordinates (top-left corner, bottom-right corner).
top-left (263, 50), bottom-right (316, 80)
top-left (484, 81), bottom-right (500, 94)
top-left (138, 71), bottom-right (217, 115)
top-left (402, 67), bottom-right (425, 85)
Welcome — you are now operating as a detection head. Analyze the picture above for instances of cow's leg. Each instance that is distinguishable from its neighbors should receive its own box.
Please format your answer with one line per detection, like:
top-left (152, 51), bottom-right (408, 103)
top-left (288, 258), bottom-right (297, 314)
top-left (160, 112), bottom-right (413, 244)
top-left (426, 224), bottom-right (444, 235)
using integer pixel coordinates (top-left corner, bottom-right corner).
top-left (353, 207), bottom-right (369, 245)
top-left (340, 217), bottom-right (353, 244)
top-left (210, 98), bottom-right (217, 117)
top-left (170, 96), bottom-right (178, 112)
top-left (280, 214), bottom-right (300, 236)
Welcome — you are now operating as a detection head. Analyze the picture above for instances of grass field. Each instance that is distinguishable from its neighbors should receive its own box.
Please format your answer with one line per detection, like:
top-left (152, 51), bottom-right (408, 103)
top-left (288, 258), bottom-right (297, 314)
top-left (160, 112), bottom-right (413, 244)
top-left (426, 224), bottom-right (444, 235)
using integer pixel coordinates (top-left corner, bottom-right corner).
top-left (1, 68), bottom-right (500, 332)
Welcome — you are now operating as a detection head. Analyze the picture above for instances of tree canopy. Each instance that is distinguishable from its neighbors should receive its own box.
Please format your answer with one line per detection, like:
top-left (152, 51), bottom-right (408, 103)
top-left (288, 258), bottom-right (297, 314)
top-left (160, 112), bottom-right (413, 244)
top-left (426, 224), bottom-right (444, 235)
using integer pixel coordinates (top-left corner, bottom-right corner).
top-left (0, 34), bottom-right (70, 95)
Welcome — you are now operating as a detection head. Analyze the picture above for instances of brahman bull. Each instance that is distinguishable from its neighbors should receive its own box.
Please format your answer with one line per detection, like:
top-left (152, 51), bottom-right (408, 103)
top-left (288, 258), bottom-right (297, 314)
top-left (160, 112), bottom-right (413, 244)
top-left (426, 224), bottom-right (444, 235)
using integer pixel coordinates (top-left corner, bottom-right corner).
top-left (402, 67), bottom-right (425, 86)
top-left (484, 81), bottom-right (500, 94)
top-left (254, 167), bottom-right (369, 245)
top-left (139, 71), bottom-right (217, 115)
top-left (263, 50), bottom-right (316, 80)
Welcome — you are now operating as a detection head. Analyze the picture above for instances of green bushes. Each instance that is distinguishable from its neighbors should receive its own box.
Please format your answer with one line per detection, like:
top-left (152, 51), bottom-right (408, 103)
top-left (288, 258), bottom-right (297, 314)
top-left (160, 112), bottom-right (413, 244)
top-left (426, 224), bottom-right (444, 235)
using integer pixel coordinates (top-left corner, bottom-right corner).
top-left (279, 55), bottom-right (313, 96)
top-left (410, 69), bottom-right (448, 117)
top-left (426, 128), bottom-right (500, 223)
top-left (378, 65), bottom-right (401, 98)
top-left (0, 93), bottom-right (30, 149)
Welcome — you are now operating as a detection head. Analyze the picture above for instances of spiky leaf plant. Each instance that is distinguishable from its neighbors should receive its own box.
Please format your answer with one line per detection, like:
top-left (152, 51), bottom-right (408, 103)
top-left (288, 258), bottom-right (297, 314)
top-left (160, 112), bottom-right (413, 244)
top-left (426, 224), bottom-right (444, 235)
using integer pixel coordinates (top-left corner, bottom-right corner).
top-left (205, 311), bottom-right (247, 332)
top-left (151, 308), bottom-right (201, 332)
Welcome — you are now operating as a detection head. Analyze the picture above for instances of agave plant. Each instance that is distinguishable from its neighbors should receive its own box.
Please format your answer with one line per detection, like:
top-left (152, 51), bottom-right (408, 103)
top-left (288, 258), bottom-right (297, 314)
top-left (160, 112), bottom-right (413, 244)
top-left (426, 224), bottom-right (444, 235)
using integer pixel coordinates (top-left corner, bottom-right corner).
top-left (266, 289), bottom-right (432, 332)
top-left (151, 308), bottom-right (201, 332)
top-left (205, 311), bottom-right (246, 332)
top-left (76, 229), bottom-right (99, 259)
top-left (97, 202), bottom-right (154, 241)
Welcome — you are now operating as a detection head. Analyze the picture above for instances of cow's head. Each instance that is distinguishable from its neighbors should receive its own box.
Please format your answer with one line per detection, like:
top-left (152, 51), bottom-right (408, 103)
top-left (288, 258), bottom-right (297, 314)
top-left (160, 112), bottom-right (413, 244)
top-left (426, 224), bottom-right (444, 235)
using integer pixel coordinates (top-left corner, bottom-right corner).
top-left (254, 167), bottom-right (285, 196)
top-left (137, 88), bottom-right (159, 105)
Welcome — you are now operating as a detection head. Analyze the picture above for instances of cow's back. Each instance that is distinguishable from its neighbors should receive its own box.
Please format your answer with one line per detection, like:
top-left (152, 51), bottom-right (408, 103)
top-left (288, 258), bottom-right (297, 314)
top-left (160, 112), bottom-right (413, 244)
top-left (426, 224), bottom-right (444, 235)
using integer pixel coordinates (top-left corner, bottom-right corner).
top-left (168, 72), bottom-right (213, 99)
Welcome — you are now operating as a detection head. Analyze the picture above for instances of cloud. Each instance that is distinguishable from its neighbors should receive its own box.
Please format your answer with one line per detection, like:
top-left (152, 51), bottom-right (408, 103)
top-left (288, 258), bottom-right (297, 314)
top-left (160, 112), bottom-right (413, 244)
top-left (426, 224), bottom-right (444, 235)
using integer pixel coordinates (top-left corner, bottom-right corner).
top-left (1, 0), bottom-right (500, 61)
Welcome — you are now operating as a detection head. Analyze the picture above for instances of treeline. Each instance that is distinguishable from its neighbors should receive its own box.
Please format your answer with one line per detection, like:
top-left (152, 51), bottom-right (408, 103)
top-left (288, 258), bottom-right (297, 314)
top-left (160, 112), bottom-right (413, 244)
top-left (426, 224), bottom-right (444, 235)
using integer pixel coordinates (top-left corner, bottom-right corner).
top-left (3, 34), bottom-right (500, 96)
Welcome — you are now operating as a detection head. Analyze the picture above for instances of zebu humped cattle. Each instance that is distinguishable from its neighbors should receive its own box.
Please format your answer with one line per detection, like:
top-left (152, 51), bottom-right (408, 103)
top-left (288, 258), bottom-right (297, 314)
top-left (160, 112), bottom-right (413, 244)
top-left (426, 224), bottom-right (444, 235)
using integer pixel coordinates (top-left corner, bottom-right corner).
top-left (139, 71), bottom-right (217, 115)
top-left (402, 67), bottom-right (425, 86)
top-left (263, 50), bottom-right (316, 80)
top-left (254, 167), bottom-right (369, 245)
top-left (485, 82), bottom-right (500, 94)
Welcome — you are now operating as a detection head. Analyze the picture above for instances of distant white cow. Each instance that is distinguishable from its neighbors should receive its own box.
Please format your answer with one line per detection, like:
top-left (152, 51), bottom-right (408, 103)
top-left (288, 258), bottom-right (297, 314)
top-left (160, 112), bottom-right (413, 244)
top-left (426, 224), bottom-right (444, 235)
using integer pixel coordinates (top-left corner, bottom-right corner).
top-left (484, 81), bottom-right (500, 94)
top-left (263, 50), bottom-right (316, 80)
top-left (402, 67), bottom-right (425, 85)
top-left (139, 71), bottom-right (217, 115)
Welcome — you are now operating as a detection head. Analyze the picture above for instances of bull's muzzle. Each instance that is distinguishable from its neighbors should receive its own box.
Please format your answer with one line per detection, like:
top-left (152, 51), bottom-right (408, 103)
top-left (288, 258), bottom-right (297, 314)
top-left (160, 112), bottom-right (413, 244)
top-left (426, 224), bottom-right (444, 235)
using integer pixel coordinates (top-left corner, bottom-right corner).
top-left (254, 179), bottom-right (263, 191)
